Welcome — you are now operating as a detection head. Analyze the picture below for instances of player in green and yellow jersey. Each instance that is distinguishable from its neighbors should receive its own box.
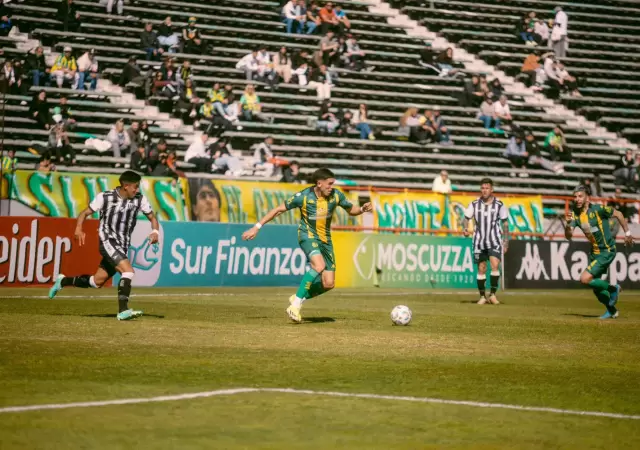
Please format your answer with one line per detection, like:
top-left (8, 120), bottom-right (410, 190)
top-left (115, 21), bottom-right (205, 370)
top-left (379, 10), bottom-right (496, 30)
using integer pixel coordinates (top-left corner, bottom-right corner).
top-left (242, 168), bottom-right (372, 322)
top-left (565, 185), bottom-right (634, 319)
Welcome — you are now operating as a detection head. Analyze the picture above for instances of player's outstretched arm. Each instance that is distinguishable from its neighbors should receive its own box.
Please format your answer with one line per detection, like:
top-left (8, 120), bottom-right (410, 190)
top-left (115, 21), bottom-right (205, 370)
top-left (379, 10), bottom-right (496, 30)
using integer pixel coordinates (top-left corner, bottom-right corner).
top-left (348, 202), bottom-right (373, 216)
top-left (612, 209), bottom-right (634, 246)
top-left (145, 211), bottom-right (160, 244)
top-left (74, 207), bottom-right (93, 246)
top-left (242, 203), bottom-right (288, 241)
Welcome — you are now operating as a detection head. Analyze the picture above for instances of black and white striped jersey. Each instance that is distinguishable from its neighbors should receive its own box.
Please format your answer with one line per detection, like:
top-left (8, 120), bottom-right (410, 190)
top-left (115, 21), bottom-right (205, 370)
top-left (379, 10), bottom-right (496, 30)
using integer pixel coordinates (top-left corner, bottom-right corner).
top-left (89, 189), bottom-right (152, 250)
top-left (463, 197), bottom-right (508, 252)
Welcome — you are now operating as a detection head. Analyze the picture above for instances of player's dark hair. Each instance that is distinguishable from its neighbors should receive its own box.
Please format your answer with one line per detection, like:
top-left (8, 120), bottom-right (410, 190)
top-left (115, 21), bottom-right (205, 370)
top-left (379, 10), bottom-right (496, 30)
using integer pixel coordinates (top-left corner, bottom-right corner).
top-left (480, 177), bottom-right (493, 187)
top-left (119, 170), bottom-right (142, 185)
top-left (312, 168), bottom-right (335, 183)
top-left (574, 184), bottom-right (589, 195)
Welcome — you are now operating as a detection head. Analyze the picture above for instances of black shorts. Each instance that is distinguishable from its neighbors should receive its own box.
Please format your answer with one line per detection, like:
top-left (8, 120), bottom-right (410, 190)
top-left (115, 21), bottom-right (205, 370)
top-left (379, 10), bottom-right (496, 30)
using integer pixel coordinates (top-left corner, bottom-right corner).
top-left (99, 239), bottom-right (128, 278)
top-left (474, 248), bottom-right (502, 264)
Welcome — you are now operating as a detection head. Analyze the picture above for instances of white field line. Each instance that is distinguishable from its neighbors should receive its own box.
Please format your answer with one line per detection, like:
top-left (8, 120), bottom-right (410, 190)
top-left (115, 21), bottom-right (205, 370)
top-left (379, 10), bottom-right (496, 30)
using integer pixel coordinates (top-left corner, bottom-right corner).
top-left (0, 387), bottom-right (638, 420)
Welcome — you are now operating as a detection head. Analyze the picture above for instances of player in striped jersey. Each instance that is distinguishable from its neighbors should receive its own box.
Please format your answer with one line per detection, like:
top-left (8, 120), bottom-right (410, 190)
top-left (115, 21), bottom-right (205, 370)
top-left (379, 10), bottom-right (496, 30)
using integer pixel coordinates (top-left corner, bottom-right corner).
top-left (462, 178), bottom-right (509, 305)
top-left (242, 168), bottom-right (372, 323)
top-left (48, 171), bottom-right (160, 321)
top-left (565, 185), bottom-right (633, 319)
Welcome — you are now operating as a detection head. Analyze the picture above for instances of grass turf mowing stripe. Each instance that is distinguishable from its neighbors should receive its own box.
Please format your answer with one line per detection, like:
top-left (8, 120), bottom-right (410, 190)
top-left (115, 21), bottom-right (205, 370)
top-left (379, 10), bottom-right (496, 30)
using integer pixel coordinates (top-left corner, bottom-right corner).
top-left (1, 388), bottom-right (639, 420)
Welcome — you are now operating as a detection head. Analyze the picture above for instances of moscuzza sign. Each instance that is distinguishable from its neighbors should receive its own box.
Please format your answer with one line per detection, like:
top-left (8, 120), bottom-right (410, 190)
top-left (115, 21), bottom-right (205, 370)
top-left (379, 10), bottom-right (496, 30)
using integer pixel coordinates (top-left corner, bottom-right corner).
top-left (506, 241), bottom-right (640, 289)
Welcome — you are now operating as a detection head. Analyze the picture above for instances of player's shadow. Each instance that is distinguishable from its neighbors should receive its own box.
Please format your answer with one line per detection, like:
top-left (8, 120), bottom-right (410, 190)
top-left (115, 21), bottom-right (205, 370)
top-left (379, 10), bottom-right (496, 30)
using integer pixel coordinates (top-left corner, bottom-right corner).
top-left (562, 313), bottom-right (600, 318)
top-left (84, 313), bottom-right (165, 319)
top-left (301, 317), bottom-right (335, 324)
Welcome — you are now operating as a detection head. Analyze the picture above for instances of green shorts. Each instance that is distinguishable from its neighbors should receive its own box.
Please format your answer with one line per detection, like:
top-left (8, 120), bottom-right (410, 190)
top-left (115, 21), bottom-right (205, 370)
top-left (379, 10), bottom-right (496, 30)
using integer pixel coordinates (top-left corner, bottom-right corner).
top-left (299, 238), bottom-right (336, 272)
top-left (586, 252), bottom-right (615, 279)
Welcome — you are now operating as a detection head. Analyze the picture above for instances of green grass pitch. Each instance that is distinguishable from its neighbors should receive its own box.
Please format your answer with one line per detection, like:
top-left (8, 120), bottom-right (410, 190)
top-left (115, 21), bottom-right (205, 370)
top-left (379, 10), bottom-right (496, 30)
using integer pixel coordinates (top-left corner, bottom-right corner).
top-left (1, 287), bottom-right (639, 449)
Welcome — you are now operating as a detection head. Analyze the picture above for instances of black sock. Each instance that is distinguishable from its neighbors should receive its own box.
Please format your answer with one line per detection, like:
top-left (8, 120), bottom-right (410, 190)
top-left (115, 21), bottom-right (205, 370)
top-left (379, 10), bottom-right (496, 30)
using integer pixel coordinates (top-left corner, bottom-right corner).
top-left (607, 284), bottom-right (618, 293)
top-left (490, 273), bottom-right (500, 295)
top-left (118, 277), bottom-right (132, 313)
top-left (61, 275), bottom-right (91, 288)
top-left (477, 276), bottom-right (486, 298)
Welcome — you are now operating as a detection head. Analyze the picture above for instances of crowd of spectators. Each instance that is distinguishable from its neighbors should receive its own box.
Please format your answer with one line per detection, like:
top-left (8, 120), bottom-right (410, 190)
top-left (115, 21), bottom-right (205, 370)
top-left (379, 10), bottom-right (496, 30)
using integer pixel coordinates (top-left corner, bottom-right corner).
top-left (399, 107), bottom-right (453, 146)
top-left (514, 7), bottom-right (568, 58)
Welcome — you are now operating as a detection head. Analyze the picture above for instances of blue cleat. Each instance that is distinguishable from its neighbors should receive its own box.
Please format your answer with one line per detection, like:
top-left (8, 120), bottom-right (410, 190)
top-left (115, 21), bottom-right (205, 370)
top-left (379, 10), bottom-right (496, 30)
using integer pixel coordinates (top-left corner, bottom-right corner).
top-left (599, 309), bottom-right (619, 320)
top-left (49, 274), bottom-right (65, 299)
top-left (609, 284), bottom-right (621, 307)
top-left (117, 309), bottom-right (143, 321)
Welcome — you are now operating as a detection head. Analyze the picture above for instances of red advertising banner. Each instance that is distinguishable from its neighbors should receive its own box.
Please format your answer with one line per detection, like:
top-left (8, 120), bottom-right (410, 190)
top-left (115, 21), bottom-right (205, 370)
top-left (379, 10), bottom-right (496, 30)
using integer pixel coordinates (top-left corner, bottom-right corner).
top-left (0, 217), bottom-right (108, 287)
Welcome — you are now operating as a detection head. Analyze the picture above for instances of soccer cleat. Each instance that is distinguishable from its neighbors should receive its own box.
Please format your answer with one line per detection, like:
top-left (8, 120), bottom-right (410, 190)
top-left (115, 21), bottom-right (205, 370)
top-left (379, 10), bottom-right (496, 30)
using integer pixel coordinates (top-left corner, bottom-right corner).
top-left (609, 285), bottom-right (621, 307)
top-left (599, 310), bottom-right (619, 320)
top-left (477, 296), bottom-right (488, 305)
top-left (289, 294), bottom-right (295, 305)
top-left (286, 305), bottom-right (302, 323)
top-left (49, 274), bottom-right (65, 299)
top-left (488, 294), bottom-right (500, 305)
top-left (117, 309), bottom-right (143, 321)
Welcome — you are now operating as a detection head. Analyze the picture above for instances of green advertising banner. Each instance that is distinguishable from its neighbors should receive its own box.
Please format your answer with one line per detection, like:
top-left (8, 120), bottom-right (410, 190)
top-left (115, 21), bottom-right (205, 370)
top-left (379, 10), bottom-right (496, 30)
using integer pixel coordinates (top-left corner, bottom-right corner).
top-left (333, 231), bottom-right (478, 289)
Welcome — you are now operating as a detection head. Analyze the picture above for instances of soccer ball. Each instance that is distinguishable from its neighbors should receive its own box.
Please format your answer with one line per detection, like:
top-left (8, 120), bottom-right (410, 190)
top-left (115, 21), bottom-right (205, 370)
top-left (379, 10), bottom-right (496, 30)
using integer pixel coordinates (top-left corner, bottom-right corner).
top-left (390, 305), bottom-right (412, 326)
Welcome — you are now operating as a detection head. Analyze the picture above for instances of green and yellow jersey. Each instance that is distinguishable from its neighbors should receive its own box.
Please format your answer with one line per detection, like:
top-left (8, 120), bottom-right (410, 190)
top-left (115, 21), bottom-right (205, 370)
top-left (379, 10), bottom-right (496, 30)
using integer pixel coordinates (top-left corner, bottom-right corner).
top-left (285, 187), bottom-right (353, 244)
top-left (569, 204), bottom-right (616, 254)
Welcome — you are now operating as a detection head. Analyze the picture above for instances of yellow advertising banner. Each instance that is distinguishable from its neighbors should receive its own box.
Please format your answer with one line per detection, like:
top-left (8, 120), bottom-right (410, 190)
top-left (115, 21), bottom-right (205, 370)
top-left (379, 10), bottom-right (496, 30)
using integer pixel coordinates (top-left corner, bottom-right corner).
top-left (1, 170), bottom-right (190, 221)
top-left (370, 192), bottom-right (544, 234)
top-left (188, 179), bottom-right (360, 225)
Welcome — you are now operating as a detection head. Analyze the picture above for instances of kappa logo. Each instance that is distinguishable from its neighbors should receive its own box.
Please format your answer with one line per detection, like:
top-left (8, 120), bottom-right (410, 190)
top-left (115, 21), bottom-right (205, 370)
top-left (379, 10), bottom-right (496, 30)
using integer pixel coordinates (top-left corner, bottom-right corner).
top-left (515, 242), bottom-right (550, 281)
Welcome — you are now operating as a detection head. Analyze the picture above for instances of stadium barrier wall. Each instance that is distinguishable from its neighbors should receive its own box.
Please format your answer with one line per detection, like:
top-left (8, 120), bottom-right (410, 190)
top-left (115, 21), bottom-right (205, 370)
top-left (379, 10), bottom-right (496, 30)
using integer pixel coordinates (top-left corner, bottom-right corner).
top-left (505, 240), bottom-right (640, 290)
top-left (0, 217), bottom-right (106, 287)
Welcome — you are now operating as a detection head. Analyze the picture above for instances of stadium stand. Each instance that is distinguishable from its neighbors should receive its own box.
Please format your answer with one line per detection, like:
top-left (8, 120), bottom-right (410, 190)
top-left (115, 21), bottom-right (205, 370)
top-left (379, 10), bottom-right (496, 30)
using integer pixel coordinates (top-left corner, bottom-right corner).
top-left (1, 0), bottom-right (639, 206)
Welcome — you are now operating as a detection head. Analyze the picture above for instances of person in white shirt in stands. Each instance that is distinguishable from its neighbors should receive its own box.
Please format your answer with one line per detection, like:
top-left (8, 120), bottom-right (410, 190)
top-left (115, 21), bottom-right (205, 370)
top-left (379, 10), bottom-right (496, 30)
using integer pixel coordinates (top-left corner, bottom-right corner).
top-left (534, 19), bottom-right (549, 44)
top-left (184, 133), bottom-right (212, 173)
top-left (257, 46), bottom-right (277, 89)
top-left (432, 170), bottom-right (452, 194)
top-left (282, 0), bottom-right (305, 34)
top-left (493, 95), bottom-right (512, 129)
top-left (235, 49), bottom-right (259, 81)
top-left (551, 6), bottom-right (568, 58)
top-left (76, 49), bottom-right (98, 90)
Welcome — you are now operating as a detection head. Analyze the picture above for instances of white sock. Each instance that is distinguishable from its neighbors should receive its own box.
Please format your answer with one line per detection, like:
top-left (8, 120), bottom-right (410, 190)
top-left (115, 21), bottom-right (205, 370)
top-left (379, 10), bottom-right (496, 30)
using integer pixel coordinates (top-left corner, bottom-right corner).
top-left (291, 296), bottom-right (303, 308)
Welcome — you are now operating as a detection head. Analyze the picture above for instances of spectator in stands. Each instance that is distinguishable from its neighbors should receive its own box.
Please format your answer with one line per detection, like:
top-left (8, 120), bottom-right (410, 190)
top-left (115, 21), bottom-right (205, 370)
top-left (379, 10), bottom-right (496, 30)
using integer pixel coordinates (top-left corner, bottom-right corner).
top-left (400, 107), bottom-right (426, 143)
top-left (48, 123), bottom-right (75, 166)
top-left (130, 143), bottom-right (150, 174)
top-left (51, 46), bottom-right (79, 89)
top-left (283, 0), bottom-right (306, 34)
top-left (158, 16), bottom-right (180, 53)
top-left (344, 35), bottom-right (369, 72)
top-left (489, 78), bottom-right (504, 99)
top-left (212, 138), bottom-right (244, 176)
top-left (535, 19), bottom-right (549, 44)
top-left (334, 5), bottom-right (351, 33)
top-left (240, 84), bottom-right (268, 122)
top-left (1, 149), bottom-right (17, 174)
top-left (37, 152), bottom-right (56, 173)
top-left (147, 138), bottom-right (167, 170)
top-left (520, 52), bottom-right (541, 88)
top-left (155, 150), bottom-right (184, 178)
top-left (182, 17), bottom-right (204, 55)
top-left (504, 134), bottom-right (528, 177)
top-left (52, 95), bottom-right (76, 130)
top-left (517, 12), bottom-right (537, 45)
top-left (309, 64), bottom-right (332, 101)
top-left (319, 31), bottom-right (339, 67)
top-left (432, 170), bottom-right (452, 194)
top-left (317, 99), bottom-right (339, 134)
top-left (252, 136), bottom-right (275, 176)
top-left (426, 107), bottom-right (452, 145)
top-left (1, 60), bottom-right (21, 95)
top-left (465, 75), bottom-right (486, 107)
top-left (478, 96), bottom-right (497, 130)
top-left (524, 130), bottom-right (563, 174)
top-left (119, 55), bottom-right (141, 87)
top-left (494, 95), bottom-right (512, 129)
top-left (544, 125), bottom-right (571, 163)
top-left (551, 6), bottom-right (568, 58)
top-left (188, 177), bottom-right (221, 222)
top-left (197, 98), bottom-right (214, 130)
top-left (176, 77), bottom-right (199, 123)
top-left (139, 120), bottom-right (152, 148)
top-left (223, 94), bottom-right (242, 130)
top-left (352, 104), bottom-right (374, 140)
top-left (106, 0), bottom-right (124, 18)
top-left (26, 47), bottom-right (48, 88)
top-left (141, 23), bottom-right (162, 61)
top-left (435, 48), bottom-right (461, 78)
top-left (236, 49), bottom-right (260, 82)
top-left (0, 0), bottom-right (14, 37)
top-left (306, 1), bottom-right (322, 34)
top-left (126, 120), bottom-right (141, 154)
top-left (274, 46), bottom-right (292, 83)
top-left (555, 62), bottom-right (580, 97)
top-left (257, 46), bottom-right (278, 89)
top-left (613, 149), bottom-right (637, 190)
top-left (319, 2), bottom-right (339, 35)
top-left (57, 0), bottom-right (81, 33)
top-left (207, 82), bottom-right (226, 116)
top-left (77, 49), bottom-right (98, 91)
top-left (107, 119), bottom-right (131, 158)
top-left (29, 90), bottom-right (51, 130)
top-left (155, 58), bottom-right (179, 99)
top-left (281, 160), bottom-right (302, 183)
top-left (185, 133), bottom-right (212, 173)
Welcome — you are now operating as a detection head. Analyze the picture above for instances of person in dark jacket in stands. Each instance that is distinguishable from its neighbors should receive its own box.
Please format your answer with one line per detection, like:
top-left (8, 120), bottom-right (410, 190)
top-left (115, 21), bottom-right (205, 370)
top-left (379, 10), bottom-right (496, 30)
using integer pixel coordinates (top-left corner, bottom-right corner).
top-left (26, 46), bottom-right (48, 87)
top-left (182, 17), bottom-right (204, 55)
top-left (29, 90), bottom-right (51, 130)
top-left (141, 22), bottom-right (162, 61)
top-left (157, 16), bottom-right (180, 53)
top-left (0, 0), bottom-right (14, 37)
top-left (130, 143), bottom-right (150, 174)
top-left (281, 160), bottom-right (302, 183)
top-left (57, 0), bottom-right (81, 33)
